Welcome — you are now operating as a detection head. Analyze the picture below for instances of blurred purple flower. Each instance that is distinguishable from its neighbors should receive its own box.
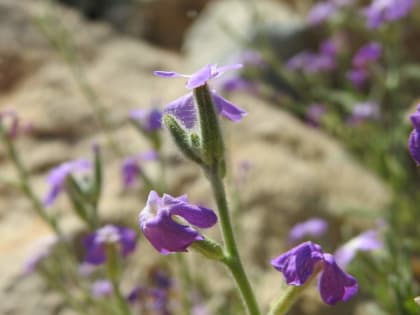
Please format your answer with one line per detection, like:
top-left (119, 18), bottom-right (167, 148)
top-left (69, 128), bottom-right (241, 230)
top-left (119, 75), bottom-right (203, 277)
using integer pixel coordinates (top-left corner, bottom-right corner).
top-left (287, 38), bottom-right (339, 74)
top-left (307, 2), bottom-right (337, 26)
top-left (139, 191), bottom-right (217, 255)
top-left (408, 105), bottom-right (420, 164)
top-left (130, 108), bottom-right (162, 132)
top-left (335, 230), bottom-right (383, 269)
top-left (306, 104), bottom-right (326, 127)
top-left (288, 218), bottom-right (328, 242)
top-left (0, 109), bottom-right (32, 139)
top-left (22, 236), bottom-right (57, 275)
top-left (127, 285), bottom-right (145, 303)
top-left (271, 241), bottom-right (358, 305)
top-left (220, 77), bottom-right (259, 95)
top-left (364, 0), bottom-right (415, 29)
top-left (84, 224), bottom-right (137, 265)
top-left (43, 159), bottom-right (92, 207)
top-left (121, 150), bottom-right (158, 188)
top-left (91, 280), bottom-right (113, 298)
top-left (348, 101), bottom-right (380, 124)
top-left (346, 68), bottom-right (369, 88)
top-left (156, 64), bottom-right (247, 127)
top-left (352, 42), bottom-right (382, 68)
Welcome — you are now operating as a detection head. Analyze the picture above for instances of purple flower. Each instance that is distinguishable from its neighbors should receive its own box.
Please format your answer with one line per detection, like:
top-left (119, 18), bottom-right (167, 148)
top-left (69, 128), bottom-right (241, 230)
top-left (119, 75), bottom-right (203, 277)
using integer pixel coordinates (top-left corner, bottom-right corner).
top-left (43, 159), bottom-right (92, 207)
top-left (139, 191), bottom-right (217, 255)
top-left (121, 151), bottom-right (158, 188)
top-left (154, 64), bottom-right (243, 90)
top-left (335, 230), bottom-right (383, 269)
top-left (91, 280), bottom-right (113, 298)
top-left (348, 101), bottom-right (380, 124)
top-left (271, 241), bottom-right (358, 305)
top-left (127, 286), bottom-right (145, 303)
top-left (364, 0), bottom-right (415, 29)
top-left (129, 108), bottom-right (162, 132)
top-left (408, 106), bottom-right (420, 164)
top-left (288, 218), bottom-right (328, 242)
top-left (0, 109), bottom-right (32, 139)
top-left (306, 104), bottom-right (326, 127)
top-left (352, 42), bottom-right (382, 68)
top-left (22, 236), bottom-right (57, 275)
top-left (307, 2), bottom-right (337, 26)
top-left (84, 225), bottom-right (137, 265)
top-left (346, 68), bottom-right (369, 88)
top-left (154, 64), bottom-right (247, 127)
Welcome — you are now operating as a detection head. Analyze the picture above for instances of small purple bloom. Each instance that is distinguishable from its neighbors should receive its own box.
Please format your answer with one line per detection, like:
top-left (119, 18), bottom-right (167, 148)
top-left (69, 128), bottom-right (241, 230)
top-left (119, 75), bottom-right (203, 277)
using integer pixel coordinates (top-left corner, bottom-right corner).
top-left (335, 230), bottom-right (383, 269)
top-left (288, 218), bottom-right (328, 242)
top-left (271, 241), bottom-right (358, 305)
top-left (127, 285), bottom-right (145, 303)
top-left (352, 42), bottom-right (382, 68)
top-left (408, 106), bottom-right (420, 164)
top-left (346, 68), bottom-right (369, 88)
top-left (0, 109), bottom-right (32, 139)
top-left (348, 101), bottom-right (380, 125)
top-left (130, 108), bottom-right (162, 132)
top-left (43, 159), bottom-right (92, 207)
top-left (156, 64), bottom-right (247, 127)
top-left (154, 64), bottom-right (243, 90)
top-left (91, 280), bottom-right (113, 298)
top-left (84, 225), bottom-right (137, 265)
top-left (306, 104), bottom-right (326, 127)
top-left (364, 0), bottom-right (415, 29)
top-left (121, 151), bottom-right (158, 188)
top-left (139, 191), bottom-right (217, 255)
top-left (307, 2), bottom-right (337, 26)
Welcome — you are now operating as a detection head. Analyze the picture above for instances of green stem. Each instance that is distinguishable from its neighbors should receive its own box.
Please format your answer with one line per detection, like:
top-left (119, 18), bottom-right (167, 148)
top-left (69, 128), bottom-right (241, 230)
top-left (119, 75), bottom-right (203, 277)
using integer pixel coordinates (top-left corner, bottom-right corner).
top-left (208, 170), bottom-right (261, 315)
top-left (0, 127), bottom-right (62, 236)
top-left (266, 269), bottom-right (320, 315)
top-left (176, 254), bottom-right (192, 315)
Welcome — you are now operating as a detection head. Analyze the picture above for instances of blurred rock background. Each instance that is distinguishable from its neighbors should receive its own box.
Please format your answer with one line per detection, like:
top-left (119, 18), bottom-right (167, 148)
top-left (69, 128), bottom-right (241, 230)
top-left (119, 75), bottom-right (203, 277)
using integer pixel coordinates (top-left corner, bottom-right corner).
top-left (0, 1), bottom-right (389, 315)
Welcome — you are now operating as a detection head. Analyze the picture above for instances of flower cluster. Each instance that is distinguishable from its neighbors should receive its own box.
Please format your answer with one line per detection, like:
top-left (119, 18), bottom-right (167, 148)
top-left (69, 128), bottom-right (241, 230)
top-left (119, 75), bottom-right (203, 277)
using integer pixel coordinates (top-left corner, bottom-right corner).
top-left (286, 38), bottom-right (340, 74)
top-left (347, 42), bottom-right (382, 88)
top-left (272, 241), bottom-right (358, 305)
top-left (139, 191), bottom-right (217, 254)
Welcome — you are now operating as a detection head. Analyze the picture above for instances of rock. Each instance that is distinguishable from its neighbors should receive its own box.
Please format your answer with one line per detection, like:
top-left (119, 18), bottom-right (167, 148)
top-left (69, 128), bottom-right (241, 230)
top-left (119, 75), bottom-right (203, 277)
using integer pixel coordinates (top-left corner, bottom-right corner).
top-left (183, 0), bottom-right (307, 70)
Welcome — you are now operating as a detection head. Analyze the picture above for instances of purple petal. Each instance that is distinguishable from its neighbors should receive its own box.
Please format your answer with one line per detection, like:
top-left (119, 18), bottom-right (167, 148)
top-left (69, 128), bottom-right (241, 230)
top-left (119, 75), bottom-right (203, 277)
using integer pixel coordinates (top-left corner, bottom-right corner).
top-left (271, 241), bottom-right (324, 285)
top-left (122, 157), bottom-right (141, 188)
top-left (288, 218), bottom-right (328, 242)
top-left (84, 234), bottom-right (106, 265)
top-left (186, 64), bottom-right (213, 89)
top-left (163, 195), bottom-right (218, 228)
top-left (334, 230), bottom-right (383, 269)
top-left (117, 226), bottom-right (138, 256)
top-left (211, 91), bottom-right (247, 122)
top-left (140, 210), bottom-right (203, 255)
top-left (318, 254), bottom-right (358, 304)
top-left (43, 159), bottom-right (92, 207)
top-left (307, 2), bottom-right (337, 26)
top-left (163, 93), bottom-right (197, 129)
top-left (409, 129), bottom-right (420, 165)
top-left (153, 71), bottom-right (186, 78)
top-left (212, 64), bottom-right (243, 79)
top-left (91, 280), bottom-right (113, 298)
top-left (352, 42), bottom-right (382, 68)
top-left (130, 108), bottom-right (162, 132)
